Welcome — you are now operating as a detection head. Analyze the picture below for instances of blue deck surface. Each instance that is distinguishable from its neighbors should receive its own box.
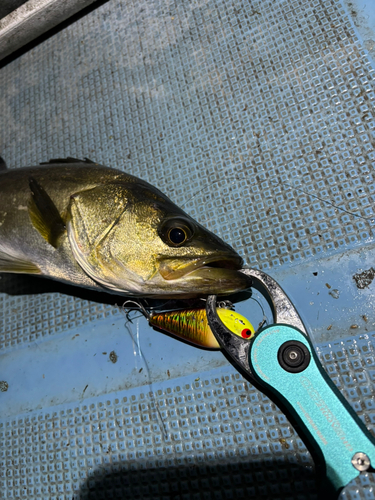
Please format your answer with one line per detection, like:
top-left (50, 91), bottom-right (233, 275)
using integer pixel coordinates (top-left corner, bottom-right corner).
top-left (1, 0), bottom-right (375, 498)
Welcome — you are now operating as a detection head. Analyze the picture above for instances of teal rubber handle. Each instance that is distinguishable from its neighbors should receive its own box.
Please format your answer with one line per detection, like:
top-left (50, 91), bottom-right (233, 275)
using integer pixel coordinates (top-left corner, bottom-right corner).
top-left (249, 325), bottom-right (375, 497)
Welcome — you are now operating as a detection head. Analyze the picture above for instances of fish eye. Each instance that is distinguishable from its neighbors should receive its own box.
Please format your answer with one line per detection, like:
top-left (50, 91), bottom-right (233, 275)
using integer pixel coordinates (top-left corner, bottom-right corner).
top-left (168, 227), bottom-right (187, 245)
top-left (159, 218), bottom-right (194, 247)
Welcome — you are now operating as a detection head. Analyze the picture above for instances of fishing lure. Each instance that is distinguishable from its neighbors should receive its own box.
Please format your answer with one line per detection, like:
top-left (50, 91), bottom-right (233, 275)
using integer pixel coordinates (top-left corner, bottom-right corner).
top-left (146, 306), bottom-right (255, 349)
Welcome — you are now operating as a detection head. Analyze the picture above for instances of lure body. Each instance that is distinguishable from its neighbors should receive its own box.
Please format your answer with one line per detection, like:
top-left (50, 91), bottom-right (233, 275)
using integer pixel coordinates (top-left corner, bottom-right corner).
top-left (149, 308), bottom-right (255, 349)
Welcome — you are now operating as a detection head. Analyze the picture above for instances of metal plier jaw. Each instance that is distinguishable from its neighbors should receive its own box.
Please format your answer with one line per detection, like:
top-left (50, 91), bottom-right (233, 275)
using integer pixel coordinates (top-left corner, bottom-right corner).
top-left (206, 268), bottom-right (375, 499)
top-left (206, 268), bottom-right (307, 376)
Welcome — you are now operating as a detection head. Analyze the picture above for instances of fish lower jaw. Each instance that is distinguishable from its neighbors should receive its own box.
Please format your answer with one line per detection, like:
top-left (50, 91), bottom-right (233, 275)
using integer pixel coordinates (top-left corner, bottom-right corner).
top-left (153, 267), bottom-right (252, 298)
top-left (158, 254), bottom-right (243, 281)
top-left (97, 268), bottom-right (251, 298)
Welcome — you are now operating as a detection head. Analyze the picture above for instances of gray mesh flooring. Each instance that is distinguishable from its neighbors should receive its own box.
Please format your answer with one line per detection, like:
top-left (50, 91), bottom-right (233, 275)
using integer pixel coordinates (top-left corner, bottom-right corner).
top-left (1, 0), bottom-right (375, 498)
top-left (2, 332), bottom-right (375, 499)
top-left (1, 0), bottom-right (375, 269)
top-left (1, 0), bottom-right (375, 337)
top-left (0, 291), bottom-right (118, 353)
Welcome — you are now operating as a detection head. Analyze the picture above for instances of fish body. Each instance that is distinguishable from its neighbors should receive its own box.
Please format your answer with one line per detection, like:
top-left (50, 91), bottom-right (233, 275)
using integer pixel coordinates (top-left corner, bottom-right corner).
top-left (0, 158), bottom-right (250, 298)
top-left (149, 307), bottom-right (255, 348)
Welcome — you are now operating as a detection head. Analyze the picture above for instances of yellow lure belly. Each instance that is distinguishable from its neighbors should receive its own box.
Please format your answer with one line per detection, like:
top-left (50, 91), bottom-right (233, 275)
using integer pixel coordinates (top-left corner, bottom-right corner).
top-left (149, 307), bottom-right (255, 349)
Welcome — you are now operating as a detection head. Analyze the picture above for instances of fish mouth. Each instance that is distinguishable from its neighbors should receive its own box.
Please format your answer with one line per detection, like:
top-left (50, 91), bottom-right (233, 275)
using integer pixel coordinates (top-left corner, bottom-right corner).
top-left (158, 254), bottom-right (251, 296)
top-left (159, 255), bottom-right (243, 281)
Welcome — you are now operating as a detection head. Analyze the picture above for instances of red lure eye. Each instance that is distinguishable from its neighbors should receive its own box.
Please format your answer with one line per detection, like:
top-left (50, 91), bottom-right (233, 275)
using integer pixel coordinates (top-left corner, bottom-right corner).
top-left (241, 329), bottom-right (252, 339)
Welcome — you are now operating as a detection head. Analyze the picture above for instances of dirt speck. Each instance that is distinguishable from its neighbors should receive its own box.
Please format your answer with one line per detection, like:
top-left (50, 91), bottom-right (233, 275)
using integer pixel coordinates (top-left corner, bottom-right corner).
top-left (329, 289), bottom-right (340, 299)
top-left (353, 268), bottom-right (375, 289)
top-left (109, 351), bottom-right (118, 363)
top-left (350, 324), bottom-right (359, 329)
top-left (279, 438), bottom-right (289, 449)
top-left (325, 283), bottom-right (331, 289)
top-left (327, 325), bottom-right (332, 331)
top-left (0, 381), bottom-right (8, 392)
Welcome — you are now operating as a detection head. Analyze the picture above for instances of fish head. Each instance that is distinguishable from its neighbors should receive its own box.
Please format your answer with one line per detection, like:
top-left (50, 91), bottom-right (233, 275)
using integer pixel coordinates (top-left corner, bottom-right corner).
top-left (67, 181), bottom-right (251, 297)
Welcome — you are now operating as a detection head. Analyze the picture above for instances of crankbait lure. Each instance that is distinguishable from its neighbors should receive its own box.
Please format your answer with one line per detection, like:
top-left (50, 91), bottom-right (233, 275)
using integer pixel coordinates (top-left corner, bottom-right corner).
top-left (148, 306), bottom-right (255, 349)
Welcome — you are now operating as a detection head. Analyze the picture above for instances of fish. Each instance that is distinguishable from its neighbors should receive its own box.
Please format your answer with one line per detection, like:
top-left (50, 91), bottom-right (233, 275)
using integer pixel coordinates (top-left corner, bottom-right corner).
top-left (0, 157), bottom-right (251, 298)
top-left (148, 306), bottom-right (255, 348)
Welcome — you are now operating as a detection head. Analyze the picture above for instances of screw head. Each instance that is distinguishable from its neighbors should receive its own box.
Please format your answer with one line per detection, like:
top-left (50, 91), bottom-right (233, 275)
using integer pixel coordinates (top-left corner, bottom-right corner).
top-left (277, 341), bottom-right (311, 373)
top-left (351, 452), bottom-right (370, 471)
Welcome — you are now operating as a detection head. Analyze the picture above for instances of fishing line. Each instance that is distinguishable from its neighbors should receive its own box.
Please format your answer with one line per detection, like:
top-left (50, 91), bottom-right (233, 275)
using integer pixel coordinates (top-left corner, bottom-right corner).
top-left (248, 295), bottom-right (270, 332)
top-left (120, 305), bottom-right (169, 440)
top-left (122, 298), bottom-right (212, 316)
top-left (279, 180), bottom-right (375, 223)
top-left (181, 170), bottom-right (374, 223)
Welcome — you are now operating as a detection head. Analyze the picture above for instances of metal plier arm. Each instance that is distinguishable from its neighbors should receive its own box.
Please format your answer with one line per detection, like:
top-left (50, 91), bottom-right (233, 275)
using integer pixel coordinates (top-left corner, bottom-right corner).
top-left (206, 268), bottom-right (375, 499)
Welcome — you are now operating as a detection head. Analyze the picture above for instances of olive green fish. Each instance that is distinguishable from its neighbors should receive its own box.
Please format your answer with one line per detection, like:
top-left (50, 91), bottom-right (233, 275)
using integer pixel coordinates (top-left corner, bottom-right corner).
top-left (0, 157), bottom-right (250, 298)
